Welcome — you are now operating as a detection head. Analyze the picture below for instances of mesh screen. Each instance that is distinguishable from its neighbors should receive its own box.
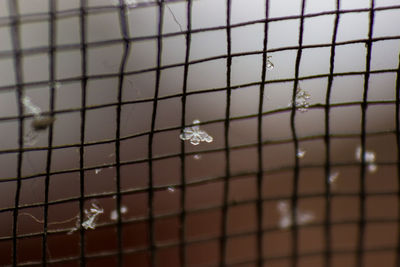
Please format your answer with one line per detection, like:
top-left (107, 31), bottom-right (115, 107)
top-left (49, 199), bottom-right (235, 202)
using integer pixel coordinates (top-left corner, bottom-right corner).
top-left (0, 0), bottom-right (400, 266)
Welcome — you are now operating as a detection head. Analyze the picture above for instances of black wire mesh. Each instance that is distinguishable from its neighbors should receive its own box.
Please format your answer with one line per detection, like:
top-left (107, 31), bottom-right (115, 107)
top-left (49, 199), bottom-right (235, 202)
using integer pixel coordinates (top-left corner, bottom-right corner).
top-left (0, 0), bottom-right (399, 266)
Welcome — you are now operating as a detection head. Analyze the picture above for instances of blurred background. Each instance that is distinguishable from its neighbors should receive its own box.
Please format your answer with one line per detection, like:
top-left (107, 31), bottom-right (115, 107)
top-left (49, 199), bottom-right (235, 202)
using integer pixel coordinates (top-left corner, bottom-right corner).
top-left (0, 0), bottom-right (400, 266)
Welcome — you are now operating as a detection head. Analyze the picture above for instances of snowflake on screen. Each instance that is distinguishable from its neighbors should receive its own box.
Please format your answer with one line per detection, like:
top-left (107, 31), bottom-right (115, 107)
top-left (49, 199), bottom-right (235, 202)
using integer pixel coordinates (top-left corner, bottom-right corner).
top-left (179, 120), bottom-right (213, 146)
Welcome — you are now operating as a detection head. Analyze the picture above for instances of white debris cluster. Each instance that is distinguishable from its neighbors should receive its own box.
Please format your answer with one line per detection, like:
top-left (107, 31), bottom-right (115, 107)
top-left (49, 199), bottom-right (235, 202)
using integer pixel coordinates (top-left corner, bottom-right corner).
top-left (179, 120), bottom-right (213, 145)
top-left (289, 87), bottom-right (311, 112)
top-left (277, 201), bottom-right (315, 229)
top-left (110, 205), bottom-right (128, 221)
top-left (355, 146), bottom-right (377, 173)
top-left (68, 203), bottom-right (104, 234)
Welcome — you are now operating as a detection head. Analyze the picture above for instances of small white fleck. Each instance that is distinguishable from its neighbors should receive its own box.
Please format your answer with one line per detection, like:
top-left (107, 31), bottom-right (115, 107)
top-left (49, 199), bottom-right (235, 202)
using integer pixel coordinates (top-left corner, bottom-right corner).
top-left (297, 210), bottom-right (314, 225)
top-left (110, 210), bottom-right (118, 221)
top-left (266, 56), bottom-right (274, 70)
top-left (277, 201), bottom-right (289, 213)
top-left (296, 148), bottom-right (306, 159)
top-left (167, 186), bottom-right (176, 193)
top-left (329, 171), bottom-right (340, 184)
top-left (279, 216), bottom-right (292, 229)
top-left (193, 154), bottom-right (202, 160)
top-left (95, 168), bottom-right (102, 174)
top-left (120, 206), bottom-right (128, 213)
top-left (368, 163), bottom-right (378, 173)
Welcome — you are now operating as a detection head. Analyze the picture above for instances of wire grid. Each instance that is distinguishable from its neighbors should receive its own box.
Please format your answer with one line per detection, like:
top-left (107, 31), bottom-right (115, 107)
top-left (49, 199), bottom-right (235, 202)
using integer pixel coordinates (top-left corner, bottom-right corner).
top-left (0, 0), bottom-right (399, 266)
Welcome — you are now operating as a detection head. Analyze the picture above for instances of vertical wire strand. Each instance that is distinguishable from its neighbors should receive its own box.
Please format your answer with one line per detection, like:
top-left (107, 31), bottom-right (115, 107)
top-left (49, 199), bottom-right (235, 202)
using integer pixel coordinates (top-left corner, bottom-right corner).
top-left (79, 0), bottom-right (88, 266)
top-left (7, 1), bottom-right (24, 265)
top-left (220, 0), bottom-right (232, 266)
top-left (42, 0), bottom-right (57, 264)
top-left (357, 1), bottom-right (375, 266)
top-left (396, 51), bottom-right (400, 267)
top-left (290, 1), bottom-right (306, 266)
top-left (115, 1), bottom-right (132, 266)
top-left (148, 1), bottom-right (164, 265)
top-left (323, 0), bottom-right (340, 266)
top-left (179, 0), bottom-right (193, 266)
top-left (256, 0), bottom-right (270, 266)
